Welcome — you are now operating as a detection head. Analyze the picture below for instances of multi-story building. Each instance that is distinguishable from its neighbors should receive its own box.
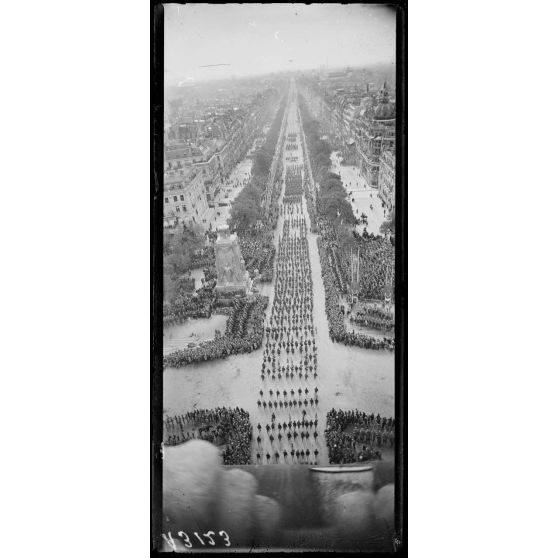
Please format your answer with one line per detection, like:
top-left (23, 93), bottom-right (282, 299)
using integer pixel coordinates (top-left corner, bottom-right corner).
top-left (193, 147), bottom-right (226, 202)
top-left (353, 82), bottom-right (395, 186)
top-left (163, 87), bottom-right (278, 226)
top-left (164, 143), bottom-right (205, 171)
top-left (378, 149), bottom-right (395, 212)
top-left (299, 78), bottom-right (395, 187)
top-left (163, 168), bottom-right (211, 230)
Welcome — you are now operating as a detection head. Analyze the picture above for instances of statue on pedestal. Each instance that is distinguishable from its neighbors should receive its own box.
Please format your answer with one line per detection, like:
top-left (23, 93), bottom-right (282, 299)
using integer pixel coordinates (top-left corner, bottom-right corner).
top-left (214, 225), bottom-right (250, 295)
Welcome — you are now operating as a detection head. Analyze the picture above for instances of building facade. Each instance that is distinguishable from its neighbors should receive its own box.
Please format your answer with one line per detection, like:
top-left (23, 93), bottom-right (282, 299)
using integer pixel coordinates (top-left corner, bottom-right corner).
top-left (300, 79), bottom-right (395, 187)
top-left (164, 168), bottom-right (211, 230)
top-left (163, 86), bottom-right (278, 228)
top-left (353, 83), bottom-right (395, 186)
top-left (378, 149), bottom-right (395, 212)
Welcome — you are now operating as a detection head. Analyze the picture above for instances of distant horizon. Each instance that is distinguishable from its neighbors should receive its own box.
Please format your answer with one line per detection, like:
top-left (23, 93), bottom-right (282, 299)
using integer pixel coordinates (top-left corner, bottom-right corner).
top-left (164, 63), bottom-right (396, 91)
top-left (164, 4), bottom-right (395, 87)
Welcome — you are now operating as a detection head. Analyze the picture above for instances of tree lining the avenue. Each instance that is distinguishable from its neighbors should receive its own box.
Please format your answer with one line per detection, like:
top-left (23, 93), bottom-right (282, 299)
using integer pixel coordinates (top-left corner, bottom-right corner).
top-left (162, 94), bottom-right (288, 325)
top-left (224, 92), bottom-right (288, 284)
top-left (298, 95), bottom-right (355, 226)
top-left (164, 226), bottom-right (206, 278)
top-left (228, 94), bottom-right (288, 232)
top-left (298, 93), bottom-right (395, 337)
top-left (379, 209), bottom-right (395, 236)
top-left (163, 225), bottom-right (210, 304)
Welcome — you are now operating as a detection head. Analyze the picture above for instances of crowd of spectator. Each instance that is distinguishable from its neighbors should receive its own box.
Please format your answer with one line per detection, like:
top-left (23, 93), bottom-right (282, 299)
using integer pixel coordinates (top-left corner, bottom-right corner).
top-left (186, 247), bottom-right (215, 271)
top-left (239, 232), bottom-right (276, 282)
top-left (327, 243), bottom-right (347, 294)
top-left (356, 238), bottom-right (395, 301)
top-left (224, 297), bottom-right (258, 338)
top-left (163, 296), bottom-right (268, 367)
top-left (266, 172), bottom-right (283, 229)
top-left (325, 408), bottom-right (395, 464)
top-left (164, 407), bottom-right (252, 465)
top-left (349, 306), bottom-right (394, 333)
top-left (303, 178), bottom-right (318, 232)
top-left (317, 238), bottom-right (394, 351)
top-left (163, 284), bottom-right (216, 327)
top-left (296, 118), bottom-right (394, 351)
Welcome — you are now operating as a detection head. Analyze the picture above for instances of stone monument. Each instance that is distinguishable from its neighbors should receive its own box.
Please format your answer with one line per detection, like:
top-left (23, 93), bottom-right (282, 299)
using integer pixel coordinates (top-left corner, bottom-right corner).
top-left (214, 225), bottom-right (250, 295)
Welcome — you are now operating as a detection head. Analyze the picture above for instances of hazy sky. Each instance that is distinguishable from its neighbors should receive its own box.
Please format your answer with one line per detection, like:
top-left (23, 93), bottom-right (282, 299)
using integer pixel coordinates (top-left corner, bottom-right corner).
top-left (164, 3), bottom-right (396, 85)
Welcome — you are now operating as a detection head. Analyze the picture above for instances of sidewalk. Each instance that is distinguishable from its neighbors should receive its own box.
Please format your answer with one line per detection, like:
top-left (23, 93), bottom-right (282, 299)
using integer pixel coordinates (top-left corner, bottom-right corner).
top-left (330, 152), bottom-right (389, 236)
top-left (206, 157), bottom-right (253, 230)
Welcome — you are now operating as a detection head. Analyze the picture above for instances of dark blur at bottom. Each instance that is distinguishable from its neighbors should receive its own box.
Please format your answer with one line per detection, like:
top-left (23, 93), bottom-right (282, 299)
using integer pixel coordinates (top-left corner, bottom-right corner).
top-left (160, 441), bottom-right (394, 552)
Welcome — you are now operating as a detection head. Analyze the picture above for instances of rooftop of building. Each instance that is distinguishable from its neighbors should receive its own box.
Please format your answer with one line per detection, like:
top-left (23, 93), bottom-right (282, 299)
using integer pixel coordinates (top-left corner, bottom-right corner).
top-left (380, 149), bottom-right (395, 162)
top-left (165, 141), bottom-right (189, 151)
top-left (372, 103), bottom-right (396, 120)
top-left (165, 142), bottom-right (204, 158)
top-left (164, 167), bottom-right (200, 186)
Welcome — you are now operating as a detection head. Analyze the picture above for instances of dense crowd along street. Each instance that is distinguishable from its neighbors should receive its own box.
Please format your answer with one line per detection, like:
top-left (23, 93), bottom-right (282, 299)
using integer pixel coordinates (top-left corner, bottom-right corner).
top-left (162, 296), bottom-right (268, 367)
top-left (325, 408), bottom-right (395, 464)
top-left (251, 85), bottom-right (325, 465)
top-left (257, 195), bottom-right (321, 463)
top-left (163, 81), bottom-right (395, 467)
top-left (164, 407), bottom-right (252, 465)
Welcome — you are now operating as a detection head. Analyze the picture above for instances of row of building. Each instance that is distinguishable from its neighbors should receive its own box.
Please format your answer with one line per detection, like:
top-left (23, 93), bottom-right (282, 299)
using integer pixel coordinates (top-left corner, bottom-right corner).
top-left (299, 72), bottom-right (396, 213)
top-left (163, 88), bottom-right (278, 229)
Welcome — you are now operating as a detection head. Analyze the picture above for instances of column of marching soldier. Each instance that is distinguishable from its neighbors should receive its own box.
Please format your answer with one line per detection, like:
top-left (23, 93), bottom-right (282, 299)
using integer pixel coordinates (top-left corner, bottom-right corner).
top-left (255, 108), bottom-right (321, 466)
